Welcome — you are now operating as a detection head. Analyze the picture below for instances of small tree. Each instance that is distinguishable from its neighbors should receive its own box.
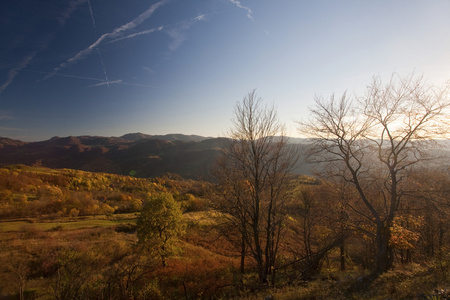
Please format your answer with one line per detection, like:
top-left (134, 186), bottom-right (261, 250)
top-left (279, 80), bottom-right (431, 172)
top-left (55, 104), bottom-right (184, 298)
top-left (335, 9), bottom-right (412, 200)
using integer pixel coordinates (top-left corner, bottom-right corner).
top-left (136, 193), bottom-right (184, 267)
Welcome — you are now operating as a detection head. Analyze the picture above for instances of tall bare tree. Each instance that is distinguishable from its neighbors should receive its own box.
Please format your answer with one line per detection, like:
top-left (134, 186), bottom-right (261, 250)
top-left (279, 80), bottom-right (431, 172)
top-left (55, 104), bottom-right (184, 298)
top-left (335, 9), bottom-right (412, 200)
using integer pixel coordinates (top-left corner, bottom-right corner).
top-left (213, 90), bottom-right (298, 284)
top-left (299, 74), bottom-right (450, 274)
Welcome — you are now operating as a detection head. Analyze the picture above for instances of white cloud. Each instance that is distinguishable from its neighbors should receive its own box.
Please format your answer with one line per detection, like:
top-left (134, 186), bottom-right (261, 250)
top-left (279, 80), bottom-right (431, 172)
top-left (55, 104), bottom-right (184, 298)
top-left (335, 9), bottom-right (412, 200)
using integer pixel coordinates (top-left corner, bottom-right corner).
top-left (167, 27), bottom-right (188, 52)
top-left (165, 14), bottom-right (207, 52)
top-left (195, 15), bottom-right (206, 21)
top-left (229, 0), bottom-right (253, 21)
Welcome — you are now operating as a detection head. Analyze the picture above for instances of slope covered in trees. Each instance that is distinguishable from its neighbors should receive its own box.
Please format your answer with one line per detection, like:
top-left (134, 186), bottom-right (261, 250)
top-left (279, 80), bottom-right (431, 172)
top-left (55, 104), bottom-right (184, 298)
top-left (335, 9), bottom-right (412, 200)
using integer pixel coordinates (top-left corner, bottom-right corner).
top-left (0, 164), bottom-right (209, 220)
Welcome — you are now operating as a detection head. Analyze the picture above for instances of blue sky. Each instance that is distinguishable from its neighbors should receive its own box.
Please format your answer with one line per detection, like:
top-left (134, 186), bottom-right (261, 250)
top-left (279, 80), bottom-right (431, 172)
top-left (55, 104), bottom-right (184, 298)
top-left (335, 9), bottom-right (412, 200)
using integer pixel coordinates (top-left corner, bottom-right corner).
top-left (1, 0), bottom-right (450, 141)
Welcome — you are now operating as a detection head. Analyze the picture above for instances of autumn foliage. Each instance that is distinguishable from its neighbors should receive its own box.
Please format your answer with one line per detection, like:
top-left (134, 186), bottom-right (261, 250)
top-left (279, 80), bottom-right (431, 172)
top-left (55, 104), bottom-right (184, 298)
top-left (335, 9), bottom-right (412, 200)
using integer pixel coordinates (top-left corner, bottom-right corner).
top-left (0, 161), bottom-right (449, 299)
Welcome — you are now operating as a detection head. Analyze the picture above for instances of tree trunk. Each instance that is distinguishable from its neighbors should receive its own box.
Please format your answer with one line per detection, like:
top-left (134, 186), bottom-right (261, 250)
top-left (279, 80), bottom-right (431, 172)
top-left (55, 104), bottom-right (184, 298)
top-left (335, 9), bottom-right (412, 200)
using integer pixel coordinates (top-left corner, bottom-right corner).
top-left (253, 229), bottom-right (266, 283)
top-left (161, 245), bottom-right (166, 267)
top-left (240, 236), bottom-right (246, 275)
top-left (374, 223), bottom-right (393, 274)
top-left (340, 242), bottom-right (346, 271)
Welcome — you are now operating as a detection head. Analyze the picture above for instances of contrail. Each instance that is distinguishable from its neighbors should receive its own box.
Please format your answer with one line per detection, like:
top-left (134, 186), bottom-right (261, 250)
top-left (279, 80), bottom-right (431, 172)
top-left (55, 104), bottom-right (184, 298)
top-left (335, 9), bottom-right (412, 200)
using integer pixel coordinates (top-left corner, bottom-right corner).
top-left (119, 82), bottom-right (157, 88)
top-left (96, 48), bottom-right (110, 88)
top-left (108, 26), bottom-right (164, 43)
top-left (87, 0), bottom-right (96, 33)
top-left (87, 0), bottom-right (110, 88)
top-left (88, 79), bottom-right (122, 88)
top-left (108, 14), bottom-right (208, 47)
top-left (58, 0), bottom-right (88, 26)
top-left (0, 52), bottom-right (37, 94)
top-left (0, 0), bottom-right (86, 94)
top-left (88, 79), bottom-right (157, 88)
top-left (30, 70), bottom-right (104, 82)
top-left (29, 70), bottom-right (155, 88)
top-left (44, 0), bottom-right (168, 80)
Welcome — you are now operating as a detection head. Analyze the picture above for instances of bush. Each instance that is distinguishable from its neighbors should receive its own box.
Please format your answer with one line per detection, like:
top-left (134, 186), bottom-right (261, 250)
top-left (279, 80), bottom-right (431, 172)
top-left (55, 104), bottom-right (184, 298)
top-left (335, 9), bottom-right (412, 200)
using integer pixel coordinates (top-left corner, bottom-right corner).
top-left (182, 194), bottom-right (208, 212)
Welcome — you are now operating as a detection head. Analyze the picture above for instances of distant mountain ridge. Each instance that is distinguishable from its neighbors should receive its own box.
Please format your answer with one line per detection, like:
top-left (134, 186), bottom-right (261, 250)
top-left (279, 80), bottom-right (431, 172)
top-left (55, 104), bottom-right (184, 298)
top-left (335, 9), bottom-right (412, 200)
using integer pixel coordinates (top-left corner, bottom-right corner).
top-left (0, 133), bottom-right (316, 179)
top-left (1, 133), bottom-right (449, 179)
top-left (0, 133), bottom-right (231, 179)
top-left (0, 137), bottom-right (27, 148)
top-left (120, 132), bottom-right (210, 142)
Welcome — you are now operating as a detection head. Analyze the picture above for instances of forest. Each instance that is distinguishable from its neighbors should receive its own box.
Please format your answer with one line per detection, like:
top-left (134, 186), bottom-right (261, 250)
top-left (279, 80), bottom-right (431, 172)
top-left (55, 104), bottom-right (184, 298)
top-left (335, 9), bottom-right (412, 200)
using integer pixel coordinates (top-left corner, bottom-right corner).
top-left (1, 75), bottom-right (450, 299)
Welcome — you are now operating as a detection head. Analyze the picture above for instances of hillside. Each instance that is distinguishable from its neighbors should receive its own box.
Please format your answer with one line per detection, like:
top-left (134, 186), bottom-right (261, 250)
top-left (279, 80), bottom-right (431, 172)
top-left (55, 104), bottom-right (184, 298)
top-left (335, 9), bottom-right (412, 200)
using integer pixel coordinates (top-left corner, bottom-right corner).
top-left (3, 133), bottom-right (449, 180)
top-left (0, 134), bottom-right (225, 179)
top-left (0, 134), bottom-right (312, 179)
top-left (0, 165), bottom-right (448, 299)
top-left (0, 164), bottom-right (210, 219)
top-left (120, 132), bottom-right (210, 142)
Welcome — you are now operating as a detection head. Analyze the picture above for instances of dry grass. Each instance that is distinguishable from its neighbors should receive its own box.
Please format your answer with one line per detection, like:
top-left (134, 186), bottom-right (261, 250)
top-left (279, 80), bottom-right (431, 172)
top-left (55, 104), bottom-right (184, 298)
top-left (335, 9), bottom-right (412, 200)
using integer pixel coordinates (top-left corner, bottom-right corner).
top-left (0, 213), bottom-right (137, 232)
top-left (237, 263), bottom-right (450, 300)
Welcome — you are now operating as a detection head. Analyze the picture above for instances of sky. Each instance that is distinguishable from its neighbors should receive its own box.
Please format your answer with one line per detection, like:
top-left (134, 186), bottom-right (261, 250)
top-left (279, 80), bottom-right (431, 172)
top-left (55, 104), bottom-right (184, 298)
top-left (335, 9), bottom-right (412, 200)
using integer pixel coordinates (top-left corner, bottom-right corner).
top-left (1, 0), bottom-right (450, 142)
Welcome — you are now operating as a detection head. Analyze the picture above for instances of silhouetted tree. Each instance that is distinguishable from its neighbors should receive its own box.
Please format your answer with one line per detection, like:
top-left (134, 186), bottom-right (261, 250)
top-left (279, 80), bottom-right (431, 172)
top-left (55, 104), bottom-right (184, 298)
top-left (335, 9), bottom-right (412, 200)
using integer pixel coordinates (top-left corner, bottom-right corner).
top-left (213, 90), bottom-right (298, 284)
top-left (299, 73), bottom-right (450, 274)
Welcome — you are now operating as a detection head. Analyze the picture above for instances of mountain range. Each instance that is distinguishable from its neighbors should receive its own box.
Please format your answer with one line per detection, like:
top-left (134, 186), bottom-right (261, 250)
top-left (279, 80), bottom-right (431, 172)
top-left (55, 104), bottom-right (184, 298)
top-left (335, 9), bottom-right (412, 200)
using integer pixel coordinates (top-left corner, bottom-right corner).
top-left (0, 133), bottom-right (313, 179)
top-left (2, 133), bottom-right (447, 180)
top-left (0, 134), bottom-right (227, 179)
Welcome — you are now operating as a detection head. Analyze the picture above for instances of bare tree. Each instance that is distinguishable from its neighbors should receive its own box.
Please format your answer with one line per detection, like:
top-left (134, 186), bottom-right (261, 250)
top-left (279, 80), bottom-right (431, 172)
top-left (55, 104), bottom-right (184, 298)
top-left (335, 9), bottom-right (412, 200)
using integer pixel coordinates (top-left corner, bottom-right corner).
top-left (213, 90), bottom-right (298, 284)
top-left (299, 74), bottom-right (450, 274)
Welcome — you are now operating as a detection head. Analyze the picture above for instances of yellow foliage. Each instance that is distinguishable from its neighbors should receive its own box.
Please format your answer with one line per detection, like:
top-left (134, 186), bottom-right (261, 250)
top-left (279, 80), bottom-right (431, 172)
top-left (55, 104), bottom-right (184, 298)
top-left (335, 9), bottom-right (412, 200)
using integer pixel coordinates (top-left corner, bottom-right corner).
top-left (390, 215), bottom-right (422, 250)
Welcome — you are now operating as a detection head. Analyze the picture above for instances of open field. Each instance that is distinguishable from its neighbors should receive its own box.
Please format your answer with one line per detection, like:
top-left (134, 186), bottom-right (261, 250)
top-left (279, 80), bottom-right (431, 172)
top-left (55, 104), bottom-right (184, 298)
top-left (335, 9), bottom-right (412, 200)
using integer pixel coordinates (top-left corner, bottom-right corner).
top-left (0, 213), bottom-right (137, 232)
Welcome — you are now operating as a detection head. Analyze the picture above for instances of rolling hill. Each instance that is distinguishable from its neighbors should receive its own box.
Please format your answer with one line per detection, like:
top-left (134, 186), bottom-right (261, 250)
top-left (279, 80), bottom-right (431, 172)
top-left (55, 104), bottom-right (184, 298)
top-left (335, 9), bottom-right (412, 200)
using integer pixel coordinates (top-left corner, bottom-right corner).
top-left (0, 134), bottom-right (230, 179)
top-left (2, 133), bottom-right (448, 180)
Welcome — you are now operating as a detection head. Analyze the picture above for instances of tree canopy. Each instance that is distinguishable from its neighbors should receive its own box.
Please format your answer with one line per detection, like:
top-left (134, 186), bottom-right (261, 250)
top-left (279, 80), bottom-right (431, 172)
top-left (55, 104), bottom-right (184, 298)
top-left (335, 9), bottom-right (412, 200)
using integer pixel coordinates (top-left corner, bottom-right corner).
top-left (136, 193), bottom-right (184, 267)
